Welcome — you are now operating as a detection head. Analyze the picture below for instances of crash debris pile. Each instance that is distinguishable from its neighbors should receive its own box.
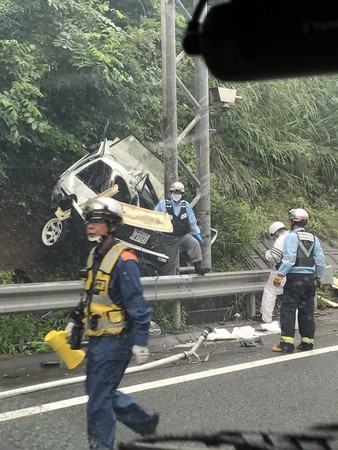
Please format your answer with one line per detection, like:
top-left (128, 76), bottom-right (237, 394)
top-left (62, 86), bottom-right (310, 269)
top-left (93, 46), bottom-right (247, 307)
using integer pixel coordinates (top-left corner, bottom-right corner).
top-left (206, 322), bottom-right (280, 341)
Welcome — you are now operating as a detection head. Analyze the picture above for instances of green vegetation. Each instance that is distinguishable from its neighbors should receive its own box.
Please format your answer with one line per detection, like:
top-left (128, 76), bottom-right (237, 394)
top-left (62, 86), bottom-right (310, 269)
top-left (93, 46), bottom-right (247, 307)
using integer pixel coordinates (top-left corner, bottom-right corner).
top-left (0, 270), bottom-right (15, 285)
top-left (0, 272), bottom-right (70, 354)
top-left (0, 310), bottom-right (69, 355)
top-left (0, 306), bottom-right (187, 355)
top-left (0, 0), bottom-right (337, 355)
top-left (152, 303), bottom-right (187, 332)
top-left (0, 0), bottom-right (337, 274)
top-left (0, 305), bottom-right (187, 356)
top-left (208, 77), bottom-right (338, 251)
top-left (0, 270), bottom-right (67, 355)
top-left (0, 269), bottom-right (188, 354)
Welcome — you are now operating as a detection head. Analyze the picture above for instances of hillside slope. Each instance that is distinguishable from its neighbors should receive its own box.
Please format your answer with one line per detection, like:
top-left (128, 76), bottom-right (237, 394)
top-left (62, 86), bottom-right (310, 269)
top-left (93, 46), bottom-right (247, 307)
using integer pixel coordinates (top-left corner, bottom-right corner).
top-left (1, 203), bottom-right (337, 283)
top-left (0, 203), bottom-right (85, 282)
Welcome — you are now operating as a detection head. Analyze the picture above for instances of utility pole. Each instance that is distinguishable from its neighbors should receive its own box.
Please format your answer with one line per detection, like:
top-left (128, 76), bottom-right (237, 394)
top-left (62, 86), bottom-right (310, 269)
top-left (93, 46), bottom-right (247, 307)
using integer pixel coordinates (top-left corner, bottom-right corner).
top-left (161, 0), bottom-right (211, 268)
top-left (161, 0), bottom-right (178, 193)
top-left (195, 52), bottom-right (211, 268)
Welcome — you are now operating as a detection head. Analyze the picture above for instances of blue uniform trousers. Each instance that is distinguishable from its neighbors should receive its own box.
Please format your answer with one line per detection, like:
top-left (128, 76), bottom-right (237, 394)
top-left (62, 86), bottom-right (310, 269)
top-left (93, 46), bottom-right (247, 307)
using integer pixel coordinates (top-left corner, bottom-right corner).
top-left (86, 334), bottom-right (153, 449)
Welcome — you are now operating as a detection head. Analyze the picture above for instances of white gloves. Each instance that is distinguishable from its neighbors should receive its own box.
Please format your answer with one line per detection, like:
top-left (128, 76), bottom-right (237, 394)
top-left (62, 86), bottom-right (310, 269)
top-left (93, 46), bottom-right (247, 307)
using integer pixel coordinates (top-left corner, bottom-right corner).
top-left (65, 322), bottom-right (75, 336)
top-left (132, 345), bottom-right (150, 365)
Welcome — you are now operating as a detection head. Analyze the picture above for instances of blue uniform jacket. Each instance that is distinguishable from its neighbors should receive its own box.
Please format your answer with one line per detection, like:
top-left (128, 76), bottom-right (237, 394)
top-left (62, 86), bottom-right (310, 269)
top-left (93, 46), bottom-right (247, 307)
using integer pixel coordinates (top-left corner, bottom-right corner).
top-left (278, 228), bottom-right (326, 277)
top-left (91, 239), bottom-right (151, 347)
top-left (155, 198), bottom-right (201, 236)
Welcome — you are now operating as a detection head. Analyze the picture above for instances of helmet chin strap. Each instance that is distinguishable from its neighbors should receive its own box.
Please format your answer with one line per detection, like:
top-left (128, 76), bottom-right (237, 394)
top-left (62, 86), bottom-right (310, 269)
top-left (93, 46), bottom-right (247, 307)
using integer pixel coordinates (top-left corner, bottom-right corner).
top-left (86, 227), bottom-right (116, 244)
top-left (87, 235), bottom-right (103, 244)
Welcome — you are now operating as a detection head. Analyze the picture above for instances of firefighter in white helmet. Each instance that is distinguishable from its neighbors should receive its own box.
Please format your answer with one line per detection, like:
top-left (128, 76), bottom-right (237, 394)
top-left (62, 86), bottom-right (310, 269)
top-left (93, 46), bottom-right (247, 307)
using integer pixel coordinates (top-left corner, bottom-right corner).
top-left (154, 181), bottom-right (210, 275)
top-left (272, 208), bottom-right (326, 353)
top-left (253, 221), bottom-right (288, 323)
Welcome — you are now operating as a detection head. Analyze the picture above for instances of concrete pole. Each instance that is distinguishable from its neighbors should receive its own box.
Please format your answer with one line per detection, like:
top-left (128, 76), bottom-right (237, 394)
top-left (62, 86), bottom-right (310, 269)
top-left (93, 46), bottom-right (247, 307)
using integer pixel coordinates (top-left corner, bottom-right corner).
top-left (161, 0), bottom-right (178, 194)
top-left (161, 0), bottom-right (211, 270)
top-left (195, 49), bottom-right (211, 268)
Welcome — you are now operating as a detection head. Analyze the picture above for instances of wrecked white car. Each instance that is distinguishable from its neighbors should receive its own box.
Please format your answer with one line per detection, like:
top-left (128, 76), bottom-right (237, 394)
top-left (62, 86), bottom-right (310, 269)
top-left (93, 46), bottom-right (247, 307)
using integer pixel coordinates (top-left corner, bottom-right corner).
top-left (41, 134), bottom-right (172, 275)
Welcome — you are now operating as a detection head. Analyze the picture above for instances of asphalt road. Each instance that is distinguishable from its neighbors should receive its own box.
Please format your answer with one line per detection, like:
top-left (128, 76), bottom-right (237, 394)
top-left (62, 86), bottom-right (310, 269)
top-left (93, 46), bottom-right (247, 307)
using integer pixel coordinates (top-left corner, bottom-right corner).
top-left (1, 312), bottom-right (338, 449)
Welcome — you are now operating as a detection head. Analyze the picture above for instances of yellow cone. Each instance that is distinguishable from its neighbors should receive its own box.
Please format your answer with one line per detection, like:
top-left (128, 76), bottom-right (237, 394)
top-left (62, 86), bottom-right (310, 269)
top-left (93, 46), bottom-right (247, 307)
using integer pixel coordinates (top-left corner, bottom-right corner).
top-left (44, 330), bottom-right (85, 369)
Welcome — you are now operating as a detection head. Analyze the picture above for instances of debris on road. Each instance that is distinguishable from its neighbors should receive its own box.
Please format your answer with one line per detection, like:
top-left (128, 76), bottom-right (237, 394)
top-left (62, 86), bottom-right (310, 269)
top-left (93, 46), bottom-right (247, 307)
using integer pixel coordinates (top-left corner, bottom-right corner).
top-left (239, 337), bottom-right (263, 347)
top-left (40, 361), bottom-right (61, 369)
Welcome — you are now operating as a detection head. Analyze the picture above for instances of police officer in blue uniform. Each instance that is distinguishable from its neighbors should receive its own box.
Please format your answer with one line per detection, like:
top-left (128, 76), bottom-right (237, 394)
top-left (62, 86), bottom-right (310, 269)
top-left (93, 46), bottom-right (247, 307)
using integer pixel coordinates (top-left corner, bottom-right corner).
top-left (155, 181), bottom-right (210, 275)
top-left (272, 208), bottom-right (326, 353)
top-left (66, 197), bottom-right (159, 449)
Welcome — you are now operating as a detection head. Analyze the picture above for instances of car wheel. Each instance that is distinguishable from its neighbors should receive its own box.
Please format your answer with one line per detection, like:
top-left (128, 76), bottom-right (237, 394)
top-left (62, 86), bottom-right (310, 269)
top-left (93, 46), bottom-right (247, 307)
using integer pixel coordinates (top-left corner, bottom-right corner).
top-left (41, 218), bottom-right (67, 247)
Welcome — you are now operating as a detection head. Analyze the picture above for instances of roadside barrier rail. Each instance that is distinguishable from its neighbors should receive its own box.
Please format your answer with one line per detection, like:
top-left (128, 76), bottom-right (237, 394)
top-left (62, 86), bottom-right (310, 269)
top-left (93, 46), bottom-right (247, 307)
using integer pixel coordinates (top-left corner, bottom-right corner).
top-left (0, 266), bottom-right (333, 327)
top-left (0, 270), bottom-right (270, 327)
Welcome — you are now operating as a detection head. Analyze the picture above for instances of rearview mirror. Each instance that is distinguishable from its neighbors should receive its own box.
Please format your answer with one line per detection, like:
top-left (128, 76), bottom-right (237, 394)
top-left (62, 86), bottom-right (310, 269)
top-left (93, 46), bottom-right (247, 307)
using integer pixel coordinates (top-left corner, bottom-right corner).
top-left (183, 0), bottom-right (338, 81)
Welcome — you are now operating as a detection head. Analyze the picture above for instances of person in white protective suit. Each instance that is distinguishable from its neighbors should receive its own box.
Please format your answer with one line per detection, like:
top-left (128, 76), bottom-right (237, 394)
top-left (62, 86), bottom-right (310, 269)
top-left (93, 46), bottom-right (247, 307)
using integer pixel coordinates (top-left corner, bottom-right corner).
top-left (253, 221), bottom-right (289, 323)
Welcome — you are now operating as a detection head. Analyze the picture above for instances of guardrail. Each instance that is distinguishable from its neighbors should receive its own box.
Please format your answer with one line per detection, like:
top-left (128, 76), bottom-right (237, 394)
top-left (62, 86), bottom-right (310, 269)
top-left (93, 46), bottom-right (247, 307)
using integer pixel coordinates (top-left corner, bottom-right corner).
top-left (0, 266), bottom-right (333, 327)
top-left (0, 270), bottom-right (271, 327)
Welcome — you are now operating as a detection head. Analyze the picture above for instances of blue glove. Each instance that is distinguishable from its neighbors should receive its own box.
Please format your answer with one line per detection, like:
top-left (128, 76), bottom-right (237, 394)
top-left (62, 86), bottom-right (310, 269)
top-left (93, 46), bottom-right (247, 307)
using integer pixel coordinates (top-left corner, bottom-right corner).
top-left (195, 233), bottom-right (204, 245)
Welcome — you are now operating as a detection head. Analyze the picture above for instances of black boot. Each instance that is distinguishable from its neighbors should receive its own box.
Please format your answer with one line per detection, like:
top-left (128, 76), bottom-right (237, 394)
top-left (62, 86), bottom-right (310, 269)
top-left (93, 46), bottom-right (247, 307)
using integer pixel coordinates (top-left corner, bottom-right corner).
top-left (252, 313), bottom-right (262, 322)
top-left (193, 261), bottom-right (210, 275)
top-left (297, 342), bottom-right (314, 351)
top-left (141, 413), bottom-right (160, 436)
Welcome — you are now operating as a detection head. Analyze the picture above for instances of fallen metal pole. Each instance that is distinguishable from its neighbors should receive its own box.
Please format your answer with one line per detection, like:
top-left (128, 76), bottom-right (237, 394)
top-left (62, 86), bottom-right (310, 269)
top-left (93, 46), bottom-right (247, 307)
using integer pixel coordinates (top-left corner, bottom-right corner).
top-left (0, 328), bottom-right (212, 400)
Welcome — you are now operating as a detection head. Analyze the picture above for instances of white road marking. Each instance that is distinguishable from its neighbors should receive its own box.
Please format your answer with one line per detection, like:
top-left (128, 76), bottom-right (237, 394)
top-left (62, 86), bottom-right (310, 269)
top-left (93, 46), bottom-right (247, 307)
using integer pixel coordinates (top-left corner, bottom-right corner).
top-left (1, 344), bottom-right (338, 422)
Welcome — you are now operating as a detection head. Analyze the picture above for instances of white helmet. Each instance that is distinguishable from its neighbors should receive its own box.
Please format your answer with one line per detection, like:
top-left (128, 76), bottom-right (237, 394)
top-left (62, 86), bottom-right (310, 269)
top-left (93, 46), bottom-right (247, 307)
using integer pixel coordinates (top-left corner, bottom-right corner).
top-left (288, 208), bottom-right (309, 225)
top-left (269, 221), bottom-right (286, 237)
top-left (83, 197), bottom-right (123, 224)
top-left (169, 181), bottom-right (185, 193)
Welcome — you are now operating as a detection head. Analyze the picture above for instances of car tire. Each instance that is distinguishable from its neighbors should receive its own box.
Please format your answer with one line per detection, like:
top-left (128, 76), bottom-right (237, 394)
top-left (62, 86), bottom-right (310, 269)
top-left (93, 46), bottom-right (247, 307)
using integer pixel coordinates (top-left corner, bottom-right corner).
top-left (41, 217), bottom-right (67, 247)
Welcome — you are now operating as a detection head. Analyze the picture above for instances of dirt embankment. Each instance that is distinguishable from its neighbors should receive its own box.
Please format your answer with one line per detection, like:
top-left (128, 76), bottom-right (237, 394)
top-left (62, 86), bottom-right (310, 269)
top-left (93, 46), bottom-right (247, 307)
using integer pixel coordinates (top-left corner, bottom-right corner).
top-left (0, 203), bottom-right (64, 282)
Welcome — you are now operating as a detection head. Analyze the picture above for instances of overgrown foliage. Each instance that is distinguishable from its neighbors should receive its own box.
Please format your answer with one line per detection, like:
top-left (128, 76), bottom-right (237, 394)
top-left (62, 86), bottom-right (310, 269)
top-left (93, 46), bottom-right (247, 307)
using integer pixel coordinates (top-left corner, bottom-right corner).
top-left (210, 180), bottom-right (264, 270)
top-left (0, 270), bottom-right (14, 285)
top-left (0, 0), bottom-right (163, 206)
top-left (0, 268), bottom-right (187, 354)
top-left (0, 310), bottom-right (70, 354)
top-left (209, 77), bottom-right (338, 246)
top-left (0, 0), bottom-right (337, 275)
top-left (152, 303), bottom-right (187, 332)
top-left (0, 271), bottom-right (70, 354)
top-left (210, 78), bottom-right (338, 198)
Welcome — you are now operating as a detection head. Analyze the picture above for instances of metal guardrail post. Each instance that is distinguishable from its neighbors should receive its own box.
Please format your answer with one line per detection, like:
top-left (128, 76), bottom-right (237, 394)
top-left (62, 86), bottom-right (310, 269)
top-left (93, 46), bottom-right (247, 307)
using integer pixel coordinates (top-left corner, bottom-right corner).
top-left (247, 293), bottom-right (256, 318)
top-left (173, 299), bottom-right (181, 328)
